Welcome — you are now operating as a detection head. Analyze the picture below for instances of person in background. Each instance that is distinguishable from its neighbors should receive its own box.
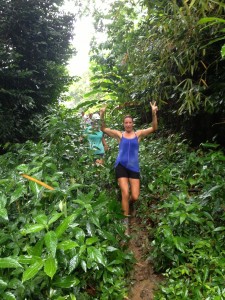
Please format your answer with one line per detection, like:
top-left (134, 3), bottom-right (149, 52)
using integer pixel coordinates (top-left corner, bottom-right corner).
top-left (85, 113), bottom-right (108, 165)
top-left (81, 111), bottom-right (92, 129)
top-left (100, 101), bottom-right (158, 235)
top-left (87, 113), bottom-right (92, 126)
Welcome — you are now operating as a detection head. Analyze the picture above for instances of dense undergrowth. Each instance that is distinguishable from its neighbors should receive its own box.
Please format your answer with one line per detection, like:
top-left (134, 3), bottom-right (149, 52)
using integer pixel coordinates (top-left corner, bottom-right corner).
top-left (138, 135), bottom-right (225, 299)
top-left (0, 108), bottom-right (133, 300)
top-left (0, 107), bottom-right (224, 299)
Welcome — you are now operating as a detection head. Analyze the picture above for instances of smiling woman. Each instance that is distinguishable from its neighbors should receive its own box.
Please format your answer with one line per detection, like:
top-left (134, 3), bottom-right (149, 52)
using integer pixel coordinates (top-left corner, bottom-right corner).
top-left (100, 102), bottom-right (158, 235)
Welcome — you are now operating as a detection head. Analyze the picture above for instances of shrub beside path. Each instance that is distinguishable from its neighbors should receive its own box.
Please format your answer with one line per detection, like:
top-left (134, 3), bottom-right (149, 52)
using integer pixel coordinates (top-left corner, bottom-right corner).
top-left (127, 216), bottom-right (163, 300)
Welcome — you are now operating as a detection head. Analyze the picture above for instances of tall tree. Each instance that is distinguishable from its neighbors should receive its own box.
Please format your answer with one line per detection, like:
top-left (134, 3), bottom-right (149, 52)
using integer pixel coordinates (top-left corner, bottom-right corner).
top-left (0, 0), bottom-right (75, 144)
top-left (89, 0), bottom-right (225, 145)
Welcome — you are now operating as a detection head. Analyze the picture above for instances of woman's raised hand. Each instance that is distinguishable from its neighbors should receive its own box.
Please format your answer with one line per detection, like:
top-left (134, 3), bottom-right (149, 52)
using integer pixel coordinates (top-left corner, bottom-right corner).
top-left (100, 107), bottom-right (106, 115)
top-left (150, 101), bottom-right (158, 114)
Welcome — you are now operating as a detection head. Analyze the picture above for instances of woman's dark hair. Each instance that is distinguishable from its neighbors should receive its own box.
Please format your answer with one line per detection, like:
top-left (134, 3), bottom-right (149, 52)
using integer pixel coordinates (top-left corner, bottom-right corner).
top-left (123, 115), bottom-right (133, 122)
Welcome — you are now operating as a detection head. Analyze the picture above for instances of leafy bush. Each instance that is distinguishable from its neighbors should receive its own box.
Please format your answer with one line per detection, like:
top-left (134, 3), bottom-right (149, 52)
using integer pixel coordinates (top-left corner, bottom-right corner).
top-left (136, 134), bottom-right (225, 299)
top-left (1, 105), bottom-right (225, 299)
top-left (0, 107), bottom-right (133, 299)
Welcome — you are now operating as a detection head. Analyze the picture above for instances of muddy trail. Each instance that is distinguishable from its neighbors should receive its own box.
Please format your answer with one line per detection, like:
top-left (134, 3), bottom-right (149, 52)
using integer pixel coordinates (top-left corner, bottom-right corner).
top-left (126, 216), bottom-right (163, 300)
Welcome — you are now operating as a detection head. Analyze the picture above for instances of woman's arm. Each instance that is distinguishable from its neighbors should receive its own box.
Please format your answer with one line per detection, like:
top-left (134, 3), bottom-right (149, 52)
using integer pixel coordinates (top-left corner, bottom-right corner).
top-left (137, 101), bottom-right (158, 140)
top-left (102, 136), bottom-right (109, 151)
top-left (100, 107), bottom-right (122, 142)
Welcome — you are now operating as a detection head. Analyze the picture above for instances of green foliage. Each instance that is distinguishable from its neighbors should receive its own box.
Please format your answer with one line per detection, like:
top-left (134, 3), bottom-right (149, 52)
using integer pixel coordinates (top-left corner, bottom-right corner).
top-left (0, 0), bottom-right (75, 144)
top-left (88, 0), bottom-right (144, 107)
top-left (89, 0), bottom-right (225, 112)
top-left (198, 16), bottom-right (225, 58)
top-left (136, 133), bottom-right (225, 299)
top-left (65, 72), bottom-right (93, 108)
top-left (0, 96), bottom-right (224, 299)
top-left (0, 107), bottom-right (133, 299)
top-left (88, 0), bottom-right (225, 145)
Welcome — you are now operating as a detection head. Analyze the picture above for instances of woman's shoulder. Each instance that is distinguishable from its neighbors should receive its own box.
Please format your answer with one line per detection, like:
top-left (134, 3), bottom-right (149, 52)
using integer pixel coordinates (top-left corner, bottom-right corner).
top-left (135, 130), bottom-right (142, 137)
top-left (114, 130), bottom-right (123, 137)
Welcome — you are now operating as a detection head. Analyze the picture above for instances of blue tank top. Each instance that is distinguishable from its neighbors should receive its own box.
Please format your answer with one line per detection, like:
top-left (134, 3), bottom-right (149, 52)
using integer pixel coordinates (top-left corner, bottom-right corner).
top-left (115, 133), bottom-right (139, 172)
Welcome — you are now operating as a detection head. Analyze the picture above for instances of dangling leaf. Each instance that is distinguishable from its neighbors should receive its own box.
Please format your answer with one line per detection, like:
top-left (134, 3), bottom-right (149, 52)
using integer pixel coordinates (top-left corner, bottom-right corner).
top-left (44, 231), bottom-right (58, 257)
top-left (44, 256), bottom-right (57, 279)
top-left (22, 259), bottom-right (43, 282)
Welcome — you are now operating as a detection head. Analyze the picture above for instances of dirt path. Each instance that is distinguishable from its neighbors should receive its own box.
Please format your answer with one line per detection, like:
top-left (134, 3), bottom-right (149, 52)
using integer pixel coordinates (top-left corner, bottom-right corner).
top-left (126, 216), bottom-right (163, 300)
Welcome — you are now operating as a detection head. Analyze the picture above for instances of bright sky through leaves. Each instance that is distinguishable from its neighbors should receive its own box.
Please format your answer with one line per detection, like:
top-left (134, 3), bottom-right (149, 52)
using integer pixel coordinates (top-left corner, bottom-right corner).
top-left (62, 1), bottom-right (94, 76)
top-left (68, 16), bottom-right (94, 76)
top-left (62, 0), bottom-right (112, 76)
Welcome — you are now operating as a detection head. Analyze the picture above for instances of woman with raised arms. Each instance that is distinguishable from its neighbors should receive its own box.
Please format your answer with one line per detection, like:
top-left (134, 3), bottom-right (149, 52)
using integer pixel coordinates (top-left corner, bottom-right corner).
top-left (100, 101), bottom-right (158, 235)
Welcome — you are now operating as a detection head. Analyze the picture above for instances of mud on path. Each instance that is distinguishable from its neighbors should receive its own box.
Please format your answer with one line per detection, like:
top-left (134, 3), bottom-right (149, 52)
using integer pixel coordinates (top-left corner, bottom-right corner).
top-left (126, 216), bottom-right (163, 300)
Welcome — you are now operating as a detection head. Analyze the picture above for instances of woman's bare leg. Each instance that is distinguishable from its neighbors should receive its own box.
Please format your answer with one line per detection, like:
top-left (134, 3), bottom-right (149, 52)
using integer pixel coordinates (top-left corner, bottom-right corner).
top-left (129, 178), bottom-right (140, 215)
top-left (129, 178), bottom-right (140, 202)
top-left (117, 177), bottom-right (130, 216)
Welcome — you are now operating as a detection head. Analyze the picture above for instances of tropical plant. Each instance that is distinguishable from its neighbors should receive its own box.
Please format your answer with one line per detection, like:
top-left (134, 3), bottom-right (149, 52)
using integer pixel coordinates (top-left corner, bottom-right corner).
top-left (0, 107), bottom-right (133, 299)
top-left (135, 133), bottom-right (225, 299)
top-left (88, 0), bottom-right (225, 145)
top-left (0, 0), bottom-right (75, 145)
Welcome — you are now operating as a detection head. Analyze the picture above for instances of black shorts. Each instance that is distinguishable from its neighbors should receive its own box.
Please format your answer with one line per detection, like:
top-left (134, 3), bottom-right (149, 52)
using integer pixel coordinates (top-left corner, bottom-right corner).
top-left (115, 163), bottom-right (140, 179)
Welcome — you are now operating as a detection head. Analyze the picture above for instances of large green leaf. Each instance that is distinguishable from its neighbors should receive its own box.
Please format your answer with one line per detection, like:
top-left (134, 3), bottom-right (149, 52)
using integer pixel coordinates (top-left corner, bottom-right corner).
top-left (86, 236), bottom-right (99, 246)
top-left (214, 226), bottom-right (225, 232)
top-left (55, 214), bottom-right (76, 238)
top-left (20, 224), bottom-right (46, 235)
top-left (74, 228), bottom-right (86, 244)
top-left (87, 246), bottom-right (106, 266)
top-left (35, 214), bottom-right (48, 226)
top-left (68, 255), bottom-right (79, 274)
top-left (28, 239), bottom-right (44, 257)
top-left (53, 276), bottom-right (80, 288)
top-left (89, 215), bottom-right (100, 228)
top-left (44, 231), bottom-right (58, 257)
top-left (10, 184), bottom-right (26, 204)
top-left (0, 257), bottom-right (22, 269)
top-left (29, 181), bottom-right (43, 197)
top-left (48, 212), bottom-right (63, 226)
top-left (57, 240), bottom-right (79, 251)
top-left (0, 208), bottom-right (8, 221)
top-left (44, 256), bottom-right (57, 279)
top-left (83, 90), bottom-right (101, 98)
top-left (18, 255), bottom-right (40, 265)
top-left (2, 291), bottom-right (16, 300)
top-left (0, 193), bottom-right (7, 208)
top-left (16, 164), bottom-right (29, 173)
top-left (68, 183), bottom-right (86, 191)
top-left (22, 259), bottom-right (43, 283)
top-left (8, 280), bottom-right (23, 297)
top-left (173, 236), bottom-right (189, 253)
top-left (81, 260), bottom-right (87, 272)
top-left (198, 17), bottom-right (225, 24)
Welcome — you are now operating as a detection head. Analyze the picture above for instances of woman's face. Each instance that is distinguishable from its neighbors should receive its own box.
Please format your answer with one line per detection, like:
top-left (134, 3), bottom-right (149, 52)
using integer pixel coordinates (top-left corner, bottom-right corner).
top-left (92, 120), bottom-right (100, 128)
top-left (123, 117), bottom-right (133, 132)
